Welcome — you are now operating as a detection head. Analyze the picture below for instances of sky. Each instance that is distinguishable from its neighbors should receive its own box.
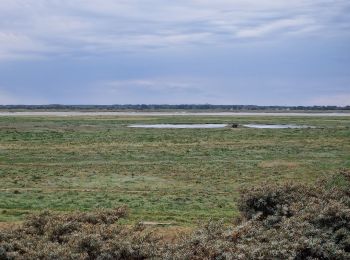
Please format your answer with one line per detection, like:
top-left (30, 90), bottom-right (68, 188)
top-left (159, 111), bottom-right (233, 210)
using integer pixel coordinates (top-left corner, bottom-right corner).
top-left (0, 0), bottom-right (349, 106)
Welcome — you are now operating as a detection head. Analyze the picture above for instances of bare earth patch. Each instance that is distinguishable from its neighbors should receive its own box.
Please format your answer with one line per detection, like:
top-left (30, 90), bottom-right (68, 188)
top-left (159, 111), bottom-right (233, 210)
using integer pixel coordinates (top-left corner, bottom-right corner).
top-left (258, 160), bottom-right (300, 168)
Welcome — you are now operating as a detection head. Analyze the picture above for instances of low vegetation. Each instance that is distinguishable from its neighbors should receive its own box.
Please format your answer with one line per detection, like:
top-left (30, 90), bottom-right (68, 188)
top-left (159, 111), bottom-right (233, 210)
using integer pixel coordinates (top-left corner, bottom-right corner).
top-left (0, 207), bottom-right (160, 259)
top-left (1, 171), bottom-right (349, 259)
top-left (1, 115), bottom-right (349, 223)
top-left (166, 170), bottom-right (350, 259)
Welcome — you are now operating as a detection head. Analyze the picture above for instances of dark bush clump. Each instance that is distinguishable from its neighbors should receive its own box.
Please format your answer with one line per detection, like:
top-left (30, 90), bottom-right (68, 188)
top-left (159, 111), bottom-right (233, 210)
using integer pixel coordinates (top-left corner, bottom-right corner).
top-left (237, 183), bottom-right (306, 219)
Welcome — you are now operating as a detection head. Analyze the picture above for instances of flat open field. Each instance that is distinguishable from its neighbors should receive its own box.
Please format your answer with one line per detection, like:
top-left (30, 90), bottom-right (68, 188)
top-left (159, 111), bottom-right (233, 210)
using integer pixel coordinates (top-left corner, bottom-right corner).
top-left (0, 115), bottom-right (349, 225)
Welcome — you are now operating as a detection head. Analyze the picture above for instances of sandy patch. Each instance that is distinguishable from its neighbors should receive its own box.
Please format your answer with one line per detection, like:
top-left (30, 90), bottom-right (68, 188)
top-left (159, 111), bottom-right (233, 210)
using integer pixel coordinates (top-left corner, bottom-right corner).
top-left (259, 160), bottom-right (299, 168)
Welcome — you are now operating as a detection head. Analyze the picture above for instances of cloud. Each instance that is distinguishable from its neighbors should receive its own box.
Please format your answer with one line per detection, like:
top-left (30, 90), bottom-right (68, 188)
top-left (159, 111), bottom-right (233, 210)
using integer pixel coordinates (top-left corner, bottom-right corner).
top-left (73, 78), bottom-right (210, 104)
top-left (0, 90), bottom-right (19, 104)
top-left (308, 93), bottom-right (350, 106)
top-left (0, 32), bottom-right (49, 60)
top-left (0, 0), bottom-right (349, 60)
top-left (235, 17), bottom-right (315, 38)
top-left (101, 78), bottom-right (201, 92)
top-left (0, 88), bottom-right (48, 105)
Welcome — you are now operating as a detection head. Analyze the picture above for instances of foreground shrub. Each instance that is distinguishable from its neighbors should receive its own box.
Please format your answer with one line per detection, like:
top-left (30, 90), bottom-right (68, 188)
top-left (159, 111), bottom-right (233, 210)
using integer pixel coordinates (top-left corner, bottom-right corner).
top-left (165, 171), bottom-right (350, 259)
top-left (0, 207), bottom-right (160, 259)
top-left (1, 171), bottom-right (349, 259)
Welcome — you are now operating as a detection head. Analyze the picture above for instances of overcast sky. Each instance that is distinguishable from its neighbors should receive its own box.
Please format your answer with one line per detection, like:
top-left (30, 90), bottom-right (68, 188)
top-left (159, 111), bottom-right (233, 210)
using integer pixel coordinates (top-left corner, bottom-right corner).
top-left (0, 0), bottom-right (349, 105)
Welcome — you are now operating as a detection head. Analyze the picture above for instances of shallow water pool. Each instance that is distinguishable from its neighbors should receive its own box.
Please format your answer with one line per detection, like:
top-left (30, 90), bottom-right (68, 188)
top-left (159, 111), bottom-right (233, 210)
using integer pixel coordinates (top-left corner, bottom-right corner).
top-left (128, 124), bottom-right (228, 129)
top-left (242, 124), bottom-right (310, 129)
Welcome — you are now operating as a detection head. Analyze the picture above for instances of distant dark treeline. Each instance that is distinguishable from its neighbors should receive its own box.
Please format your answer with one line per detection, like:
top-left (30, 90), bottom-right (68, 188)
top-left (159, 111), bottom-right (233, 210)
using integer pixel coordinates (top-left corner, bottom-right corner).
top-left (0, 104), bottom-right (349, 111)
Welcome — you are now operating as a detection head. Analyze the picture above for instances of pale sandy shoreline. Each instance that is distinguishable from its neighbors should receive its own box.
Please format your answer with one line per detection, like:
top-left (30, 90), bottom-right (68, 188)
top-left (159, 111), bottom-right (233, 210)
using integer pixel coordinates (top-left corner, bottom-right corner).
top-left (0, 111), bottom-right (349, 117)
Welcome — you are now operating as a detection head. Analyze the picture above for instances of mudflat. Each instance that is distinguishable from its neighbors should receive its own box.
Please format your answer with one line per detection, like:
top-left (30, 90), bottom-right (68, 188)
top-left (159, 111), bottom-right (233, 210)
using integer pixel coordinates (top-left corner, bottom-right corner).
top-left (0, 111), bottom-right (350, 117)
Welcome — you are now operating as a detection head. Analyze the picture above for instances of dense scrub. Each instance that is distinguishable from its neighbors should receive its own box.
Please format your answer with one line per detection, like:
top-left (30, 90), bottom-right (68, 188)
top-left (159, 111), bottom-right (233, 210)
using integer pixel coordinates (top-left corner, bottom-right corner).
top-left (1, 171), bottom-right (349, 259)
top-left (0, 207), bottom-right (160, 259)
top-left (166, 171), bottom-right (350, 259)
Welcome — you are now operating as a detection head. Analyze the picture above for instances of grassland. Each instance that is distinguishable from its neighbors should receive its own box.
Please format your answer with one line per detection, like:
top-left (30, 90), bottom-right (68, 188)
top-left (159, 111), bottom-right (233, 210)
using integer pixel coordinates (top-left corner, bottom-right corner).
top-left (0, 115), bottom-right (349, 225)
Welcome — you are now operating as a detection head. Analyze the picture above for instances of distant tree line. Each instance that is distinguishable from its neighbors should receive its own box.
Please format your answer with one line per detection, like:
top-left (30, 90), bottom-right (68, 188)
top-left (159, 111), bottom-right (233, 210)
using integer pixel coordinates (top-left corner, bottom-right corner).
top-left (0, 104), bottom-right (349, 111)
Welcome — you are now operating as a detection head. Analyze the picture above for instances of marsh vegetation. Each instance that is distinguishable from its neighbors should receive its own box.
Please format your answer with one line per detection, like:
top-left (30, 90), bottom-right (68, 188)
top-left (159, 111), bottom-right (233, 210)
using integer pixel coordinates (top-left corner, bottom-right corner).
top-left (0, 115), bottom-right (349, 224)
